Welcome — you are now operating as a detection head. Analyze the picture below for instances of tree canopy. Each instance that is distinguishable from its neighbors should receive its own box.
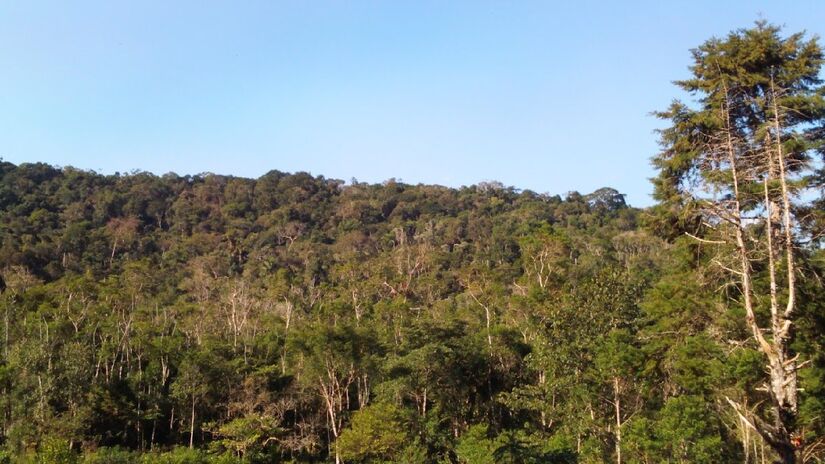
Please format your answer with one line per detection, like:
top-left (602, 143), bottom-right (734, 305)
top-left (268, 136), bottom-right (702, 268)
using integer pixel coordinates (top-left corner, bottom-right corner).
top-left (0, 20), bottom-right (824, 464)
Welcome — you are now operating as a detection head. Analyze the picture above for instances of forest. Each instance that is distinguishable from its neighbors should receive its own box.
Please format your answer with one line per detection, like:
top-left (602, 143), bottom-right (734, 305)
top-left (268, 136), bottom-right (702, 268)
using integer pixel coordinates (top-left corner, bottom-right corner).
top-left (1, 22), bottom-right (824, 464)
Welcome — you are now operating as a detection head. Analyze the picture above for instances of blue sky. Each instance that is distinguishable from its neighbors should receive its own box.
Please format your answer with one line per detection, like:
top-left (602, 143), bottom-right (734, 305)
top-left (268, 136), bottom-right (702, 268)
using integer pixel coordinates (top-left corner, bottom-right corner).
top-left (1, 1), bottom-right (823, 206)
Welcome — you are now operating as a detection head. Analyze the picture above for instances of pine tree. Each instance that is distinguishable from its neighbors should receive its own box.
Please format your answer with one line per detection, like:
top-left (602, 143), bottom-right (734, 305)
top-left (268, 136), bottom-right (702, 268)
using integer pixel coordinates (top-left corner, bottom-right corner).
top-left (653, 21), bottom-right (825, 463)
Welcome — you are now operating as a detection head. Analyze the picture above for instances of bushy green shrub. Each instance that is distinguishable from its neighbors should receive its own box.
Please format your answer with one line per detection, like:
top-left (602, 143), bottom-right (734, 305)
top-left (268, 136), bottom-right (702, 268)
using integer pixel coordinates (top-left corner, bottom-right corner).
top-left (140, 447), bottom-right (208, 464)
top-left (83, 447), bottom-right (140, 464)
top-left (34, 438), bottom-right (78, 464)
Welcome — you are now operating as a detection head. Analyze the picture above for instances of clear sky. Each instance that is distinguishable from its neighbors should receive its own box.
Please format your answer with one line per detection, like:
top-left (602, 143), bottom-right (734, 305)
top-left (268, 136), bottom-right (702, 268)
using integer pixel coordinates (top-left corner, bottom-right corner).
top-left (1, 1), bottom-right (823, 206)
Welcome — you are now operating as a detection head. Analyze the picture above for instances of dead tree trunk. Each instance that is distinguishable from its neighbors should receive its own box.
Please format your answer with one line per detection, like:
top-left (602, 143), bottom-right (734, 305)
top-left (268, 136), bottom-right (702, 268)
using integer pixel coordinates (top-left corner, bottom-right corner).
top-left (710, 83), bottom-right (800, 464)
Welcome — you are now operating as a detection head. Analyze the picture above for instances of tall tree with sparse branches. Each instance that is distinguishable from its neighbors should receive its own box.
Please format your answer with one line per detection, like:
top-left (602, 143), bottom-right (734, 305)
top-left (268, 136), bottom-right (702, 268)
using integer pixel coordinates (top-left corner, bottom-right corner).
top-left (653, 21), bottom-right (825, 464)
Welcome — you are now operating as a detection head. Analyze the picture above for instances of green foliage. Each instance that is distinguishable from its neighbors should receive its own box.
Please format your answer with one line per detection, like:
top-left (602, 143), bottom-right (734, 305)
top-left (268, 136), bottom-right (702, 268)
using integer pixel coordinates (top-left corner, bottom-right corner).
top-left (2, 25), bottom-right (825, 461)
top-left (623, 396), bottom-right (729, 464)
top-left (34, 438), bottom-right (78, 464)
top-left (336, 403), bottom-right (409, 463)
top-left (456, 425), bottom-right (576, 464)
top-left (139, 447), bottom-right (208, 464)
top-left (83, 447), bottom-right (140, 464)
top-left (656, 396), bottom-right (726, 463)
top-left (455, 424), bottom-right (497, 464)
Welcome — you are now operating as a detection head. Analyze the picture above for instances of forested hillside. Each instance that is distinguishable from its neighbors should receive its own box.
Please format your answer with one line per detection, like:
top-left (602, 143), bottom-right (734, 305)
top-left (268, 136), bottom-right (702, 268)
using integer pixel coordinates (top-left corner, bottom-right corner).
top-left (1, 22), bottom-right (824, 464)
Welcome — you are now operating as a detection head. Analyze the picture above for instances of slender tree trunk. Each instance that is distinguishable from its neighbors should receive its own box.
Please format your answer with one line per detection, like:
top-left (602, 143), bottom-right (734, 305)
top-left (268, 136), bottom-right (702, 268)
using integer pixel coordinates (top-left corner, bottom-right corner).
top-left (766, 76), bottom-right (798, 464)
top-left (150, 419), bottom-right (156, 450)
top-left (4, 303), bottom-right (8, 359)
top-left (189, 396), bottom-right (195, 449)
top-left (715, 80), bottom-right (799, 464)
top-left (614, 377), bottom-right (622, 464)
top-left (466, 289), bottom-right (493, 354)
top-left (110, 237), bottom-right (118, 268)
top-left (319, 377), bottom-right (342, 464)
top-left (281, 298), bottom-right (292, 375)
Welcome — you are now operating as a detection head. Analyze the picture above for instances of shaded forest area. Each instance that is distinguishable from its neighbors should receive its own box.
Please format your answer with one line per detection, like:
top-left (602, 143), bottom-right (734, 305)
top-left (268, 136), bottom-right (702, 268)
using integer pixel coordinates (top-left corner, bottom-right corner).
top-left (1, 22), bottom-right (825, 464)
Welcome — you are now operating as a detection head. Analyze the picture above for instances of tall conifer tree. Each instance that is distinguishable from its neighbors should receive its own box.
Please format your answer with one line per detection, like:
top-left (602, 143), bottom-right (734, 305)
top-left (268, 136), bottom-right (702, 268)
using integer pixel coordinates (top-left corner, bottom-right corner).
top-left (653, 21), bottom-right (825, 463)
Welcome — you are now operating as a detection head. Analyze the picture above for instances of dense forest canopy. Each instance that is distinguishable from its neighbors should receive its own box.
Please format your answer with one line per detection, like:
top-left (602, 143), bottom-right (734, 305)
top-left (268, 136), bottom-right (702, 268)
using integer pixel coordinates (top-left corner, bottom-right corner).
top-left (0, 22), bottom-right (824, 464)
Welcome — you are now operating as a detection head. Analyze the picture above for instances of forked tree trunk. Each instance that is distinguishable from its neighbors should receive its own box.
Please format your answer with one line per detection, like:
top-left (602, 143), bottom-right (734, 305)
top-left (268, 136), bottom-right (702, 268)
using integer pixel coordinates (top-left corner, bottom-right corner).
top-left (716, 84), bottom-right (799, 464)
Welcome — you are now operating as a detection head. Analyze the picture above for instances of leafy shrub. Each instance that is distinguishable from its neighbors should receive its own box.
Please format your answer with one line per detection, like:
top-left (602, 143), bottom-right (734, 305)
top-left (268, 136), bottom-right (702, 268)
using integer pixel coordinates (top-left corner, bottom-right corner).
top-left (83, 447), bottom-right (140, 464)
top-left (34, 438), bottom-right (78, 464)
